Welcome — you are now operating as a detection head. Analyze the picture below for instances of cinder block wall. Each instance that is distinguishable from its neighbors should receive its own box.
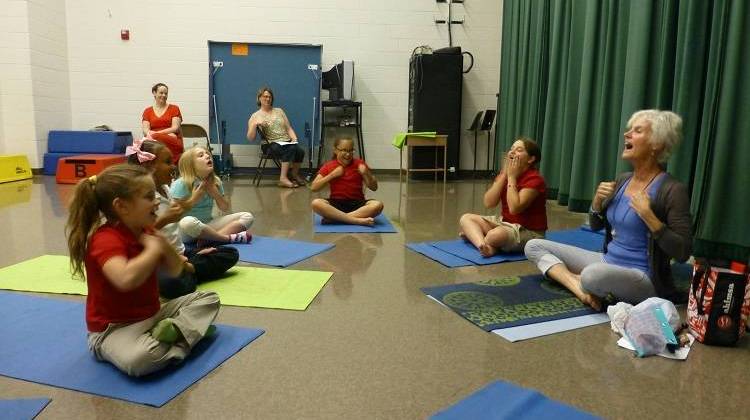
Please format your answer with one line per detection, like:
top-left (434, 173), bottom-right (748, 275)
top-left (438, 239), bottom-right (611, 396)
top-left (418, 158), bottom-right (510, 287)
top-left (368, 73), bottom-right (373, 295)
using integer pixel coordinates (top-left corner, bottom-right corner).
top-left (2, 0), bottom-right (502, 170)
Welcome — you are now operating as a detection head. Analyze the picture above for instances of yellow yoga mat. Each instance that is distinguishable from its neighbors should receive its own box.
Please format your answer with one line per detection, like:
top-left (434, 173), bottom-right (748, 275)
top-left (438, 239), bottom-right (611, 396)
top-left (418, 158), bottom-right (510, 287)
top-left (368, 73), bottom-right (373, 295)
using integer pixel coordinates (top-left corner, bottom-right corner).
top-left (0, 255), bottom-right (86, 295)
top-left (0, 256), bottom-right (332, 311)
top-left (198, 266), bottom-right (333, 310)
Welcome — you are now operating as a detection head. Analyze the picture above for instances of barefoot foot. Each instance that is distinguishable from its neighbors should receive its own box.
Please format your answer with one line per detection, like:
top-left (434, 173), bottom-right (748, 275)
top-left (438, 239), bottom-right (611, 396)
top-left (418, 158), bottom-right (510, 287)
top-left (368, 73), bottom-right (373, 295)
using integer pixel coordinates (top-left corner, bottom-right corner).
top-left (478, 243), bottom-right (497, 257)
top-left (574, 285), bottom-right (602, 311)
top-left (581, 292), bottom-right (603, 311)
top-left (278, 178), bottom-right (296, 188)
top-left (354, 217), bottom-right (375, 226)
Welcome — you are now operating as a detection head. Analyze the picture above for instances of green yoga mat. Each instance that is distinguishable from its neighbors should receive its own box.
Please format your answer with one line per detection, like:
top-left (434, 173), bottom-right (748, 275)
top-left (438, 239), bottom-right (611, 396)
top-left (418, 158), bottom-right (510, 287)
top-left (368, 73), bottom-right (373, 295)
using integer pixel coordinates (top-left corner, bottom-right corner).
top-left (0, 256), bottom-right (332, 311)
top-left (197, 266), bottom-right (333, 310)
top-left (0, 255), bottom-right (86, 295)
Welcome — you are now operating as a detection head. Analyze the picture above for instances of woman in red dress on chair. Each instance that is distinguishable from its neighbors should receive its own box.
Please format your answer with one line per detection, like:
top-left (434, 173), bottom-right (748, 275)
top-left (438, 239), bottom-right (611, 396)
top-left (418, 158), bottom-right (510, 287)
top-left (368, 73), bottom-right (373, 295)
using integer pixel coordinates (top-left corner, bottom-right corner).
top-left (142, 83), bottom-right (184, 163)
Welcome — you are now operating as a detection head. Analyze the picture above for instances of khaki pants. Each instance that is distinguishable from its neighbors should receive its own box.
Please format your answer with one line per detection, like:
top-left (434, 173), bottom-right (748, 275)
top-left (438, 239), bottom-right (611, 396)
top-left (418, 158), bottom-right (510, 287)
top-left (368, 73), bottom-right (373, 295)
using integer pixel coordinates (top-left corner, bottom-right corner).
top-left (480, 215), bottom-right (545, 252)
top-left (88, 291), bottom-right (220, 377)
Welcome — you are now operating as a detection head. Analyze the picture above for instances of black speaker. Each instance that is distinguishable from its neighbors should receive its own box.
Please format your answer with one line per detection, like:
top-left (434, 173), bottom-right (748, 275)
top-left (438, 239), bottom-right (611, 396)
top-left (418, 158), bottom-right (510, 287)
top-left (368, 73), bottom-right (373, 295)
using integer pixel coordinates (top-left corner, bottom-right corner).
top-left (408, 51), bottom-right (463, 179)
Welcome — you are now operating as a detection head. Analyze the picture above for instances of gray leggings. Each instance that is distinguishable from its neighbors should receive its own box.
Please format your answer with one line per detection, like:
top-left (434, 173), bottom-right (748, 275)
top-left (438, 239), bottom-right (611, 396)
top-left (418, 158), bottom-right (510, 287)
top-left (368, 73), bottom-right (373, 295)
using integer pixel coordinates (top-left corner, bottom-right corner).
top-left (524, 239), bottom-right (656, 304)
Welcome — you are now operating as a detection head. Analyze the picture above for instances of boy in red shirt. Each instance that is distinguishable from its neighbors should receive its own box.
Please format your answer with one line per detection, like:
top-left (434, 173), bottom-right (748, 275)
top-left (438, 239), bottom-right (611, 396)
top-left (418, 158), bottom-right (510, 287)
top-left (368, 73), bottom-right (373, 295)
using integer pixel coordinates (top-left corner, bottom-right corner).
top-left (311, 138), bottom-right (384, 225)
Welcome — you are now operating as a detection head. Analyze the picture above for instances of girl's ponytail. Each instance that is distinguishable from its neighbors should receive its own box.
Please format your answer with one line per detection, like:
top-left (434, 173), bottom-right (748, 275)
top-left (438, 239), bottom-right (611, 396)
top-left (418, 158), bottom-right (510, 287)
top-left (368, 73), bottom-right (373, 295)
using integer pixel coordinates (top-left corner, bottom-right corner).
top-left (66, 176), bottom-right (103, 279)
top-left (65, 164), bottom-right (151, 280)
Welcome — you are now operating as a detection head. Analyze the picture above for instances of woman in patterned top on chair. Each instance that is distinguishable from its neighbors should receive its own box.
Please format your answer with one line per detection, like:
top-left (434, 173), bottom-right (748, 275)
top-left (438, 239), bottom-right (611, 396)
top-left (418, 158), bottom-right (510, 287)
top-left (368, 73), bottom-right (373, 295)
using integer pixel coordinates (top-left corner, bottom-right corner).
top-left (142, 83), bottom-right (184, 163)
top-left (246, 87), bottom-right (306, 188)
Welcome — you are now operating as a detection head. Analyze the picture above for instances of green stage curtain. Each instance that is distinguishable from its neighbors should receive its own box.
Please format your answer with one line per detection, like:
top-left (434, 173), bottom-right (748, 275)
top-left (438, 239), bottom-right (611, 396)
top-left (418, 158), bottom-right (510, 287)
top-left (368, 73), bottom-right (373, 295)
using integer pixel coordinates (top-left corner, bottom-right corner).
top-left (496, 0), bottom-right (750, 260)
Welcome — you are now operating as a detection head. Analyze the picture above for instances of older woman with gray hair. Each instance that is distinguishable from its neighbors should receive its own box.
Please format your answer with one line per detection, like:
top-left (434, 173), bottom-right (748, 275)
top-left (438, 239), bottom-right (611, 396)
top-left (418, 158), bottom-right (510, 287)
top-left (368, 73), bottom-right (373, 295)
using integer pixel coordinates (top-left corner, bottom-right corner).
top-left (524, 109), bottom-right (693, 310)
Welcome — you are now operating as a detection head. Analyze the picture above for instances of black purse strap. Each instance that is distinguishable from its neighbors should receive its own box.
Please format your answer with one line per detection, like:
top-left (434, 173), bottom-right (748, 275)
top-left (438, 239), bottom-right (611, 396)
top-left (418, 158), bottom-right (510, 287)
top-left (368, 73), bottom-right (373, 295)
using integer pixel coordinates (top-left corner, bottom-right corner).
top-left (694, 265), bottom-right (710, 316)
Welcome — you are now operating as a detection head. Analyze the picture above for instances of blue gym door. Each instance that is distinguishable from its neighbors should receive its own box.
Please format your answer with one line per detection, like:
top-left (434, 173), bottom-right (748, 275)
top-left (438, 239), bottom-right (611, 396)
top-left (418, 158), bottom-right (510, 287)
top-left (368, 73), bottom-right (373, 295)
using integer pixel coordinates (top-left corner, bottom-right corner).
top-left (208, 42), bottom-right (321, 166)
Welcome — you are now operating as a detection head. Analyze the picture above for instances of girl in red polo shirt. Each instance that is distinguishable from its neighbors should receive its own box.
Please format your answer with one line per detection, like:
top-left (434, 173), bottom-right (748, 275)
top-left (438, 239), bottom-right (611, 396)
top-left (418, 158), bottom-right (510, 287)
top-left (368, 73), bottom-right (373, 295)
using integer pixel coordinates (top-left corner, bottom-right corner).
top-left (66, 164), bottom-right (220, 377)
top-left (311, 138), bottom-right (384, 225)
top-left (459, 137), bottom-right (547, 257)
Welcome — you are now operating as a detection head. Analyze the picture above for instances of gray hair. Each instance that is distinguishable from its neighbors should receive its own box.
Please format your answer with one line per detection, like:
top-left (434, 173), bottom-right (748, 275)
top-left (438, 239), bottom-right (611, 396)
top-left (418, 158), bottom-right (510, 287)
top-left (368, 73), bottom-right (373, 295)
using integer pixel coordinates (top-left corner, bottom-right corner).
top-left (627, 109), bottom-right (683, 164)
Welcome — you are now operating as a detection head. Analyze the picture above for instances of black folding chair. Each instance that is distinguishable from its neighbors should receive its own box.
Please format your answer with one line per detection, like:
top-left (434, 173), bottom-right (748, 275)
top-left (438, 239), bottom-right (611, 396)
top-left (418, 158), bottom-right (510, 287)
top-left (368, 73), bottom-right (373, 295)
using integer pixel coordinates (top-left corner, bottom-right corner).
top-left (252, 128), bottom-right (282, 186)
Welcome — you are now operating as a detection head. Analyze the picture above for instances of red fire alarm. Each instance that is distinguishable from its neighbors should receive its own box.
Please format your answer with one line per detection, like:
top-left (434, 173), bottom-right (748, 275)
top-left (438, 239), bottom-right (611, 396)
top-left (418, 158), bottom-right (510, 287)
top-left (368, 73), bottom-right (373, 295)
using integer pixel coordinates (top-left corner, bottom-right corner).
top-left (120, 29), bottom-right (130, 40)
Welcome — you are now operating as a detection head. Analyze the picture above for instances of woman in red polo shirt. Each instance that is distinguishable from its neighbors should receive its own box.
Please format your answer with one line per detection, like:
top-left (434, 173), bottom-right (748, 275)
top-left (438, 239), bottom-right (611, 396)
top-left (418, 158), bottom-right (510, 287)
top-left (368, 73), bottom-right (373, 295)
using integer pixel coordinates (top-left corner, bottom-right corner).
top-left (142, 82), bottom-right (184, 163)
top-left (459, 137), bottom-right (547, 257)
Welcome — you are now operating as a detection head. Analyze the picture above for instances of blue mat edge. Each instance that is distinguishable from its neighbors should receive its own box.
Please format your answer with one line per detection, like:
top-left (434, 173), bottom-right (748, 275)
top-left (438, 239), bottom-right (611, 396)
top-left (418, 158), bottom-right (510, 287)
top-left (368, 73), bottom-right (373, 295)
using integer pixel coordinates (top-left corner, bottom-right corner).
top-left (428, 239), bottom-right (526, 265)
top-left (431, 380), bottom-right (600, 420)
top-left (492, 313), bottom-right (610, 342)
top-left (0, 398), bottom-right (52, 420)
top-left (312, 213), bottom-right (398, 233)
top-left (405, 242), bottom-right (473, 268)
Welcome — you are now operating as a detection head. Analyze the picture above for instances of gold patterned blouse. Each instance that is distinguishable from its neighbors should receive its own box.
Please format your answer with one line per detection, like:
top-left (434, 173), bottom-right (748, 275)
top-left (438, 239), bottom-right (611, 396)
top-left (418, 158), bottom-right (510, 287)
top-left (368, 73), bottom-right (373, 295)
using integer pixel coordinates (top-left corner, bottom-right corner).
top-left (257, 108), bottom-right (291, 143)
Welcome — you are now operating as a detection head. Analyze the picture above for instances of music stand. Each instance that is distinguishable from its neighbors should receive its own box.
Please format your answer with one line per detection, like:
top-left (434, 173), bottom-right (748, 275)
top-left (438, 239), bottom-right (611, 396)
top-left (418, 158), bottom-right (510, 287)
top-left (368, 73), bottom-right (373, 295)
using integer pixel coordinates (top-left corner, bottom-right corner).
top-left (481, 110), bottom-right (496, 177)
top-left (468, 111), bottom-right (484, 178)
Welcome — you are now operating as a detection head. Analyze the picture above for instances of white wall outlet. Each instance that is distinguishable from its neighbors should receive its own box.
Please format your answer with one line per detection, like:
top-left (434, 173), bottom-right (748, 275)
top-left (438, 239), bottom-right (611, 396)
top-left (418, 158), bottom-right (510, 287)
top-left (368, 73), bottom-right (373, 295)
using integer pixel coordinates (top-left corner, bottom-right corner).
top-left (307, 64), bottom-right (319, 70)
top-left (212, 61), bottom-right (224, 68)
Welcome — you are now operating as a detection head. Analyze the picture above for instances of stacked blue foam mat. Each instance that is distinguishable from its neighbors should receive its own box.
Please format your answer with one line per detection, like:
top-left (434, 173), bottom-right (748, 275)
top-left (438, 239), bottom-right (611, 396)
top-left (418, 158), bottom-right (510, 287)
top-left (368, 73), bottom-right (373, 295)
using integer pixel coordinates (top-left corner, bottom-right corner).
top-left (43, 153), bottom-right (79, 175)
top-left (43, 131), bottom-right (132, 175)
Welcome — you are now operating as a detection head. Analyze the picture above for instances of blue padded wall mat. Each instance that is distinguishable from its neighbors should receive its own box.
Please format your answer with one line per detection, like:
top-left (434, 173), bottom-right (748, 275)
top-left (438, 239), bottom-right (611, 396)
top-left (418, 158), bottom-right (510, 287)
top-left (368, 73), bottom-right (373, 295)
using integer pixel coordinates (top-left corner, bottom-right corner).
top-left (47, 131), bottom-right (131, 154)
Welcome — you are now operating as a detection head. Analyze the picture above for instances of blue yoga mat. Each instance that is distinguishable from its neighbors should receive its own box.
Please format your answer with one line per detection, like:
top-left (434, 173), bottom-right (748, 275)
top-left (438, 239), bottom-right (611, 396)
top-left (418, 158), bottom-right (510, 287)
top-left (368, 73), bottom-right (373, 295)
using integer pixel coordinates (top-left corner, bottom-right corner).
top-left (422, 274), bottom-right (598, 331)
top-left (0, 398), bottom-right (51, 420)
top-left (227, 236), bottom-right (334, 267)
top-left (431, 380), bottom-right (599, 420)
top-left (0, 291), bottom-right (264, 407)
top-left (313, 213), bottom-right (398, 233)
top-left (409, 228), bottom-right (604, 268)
top-left (579, 224), bottom-right (605, 235)
top-left (546, 228), bottom-right (604, 252)
top-left (406, 242), bottom-right (474, 268)
top-left (429, 239), bottom-right (526, 265)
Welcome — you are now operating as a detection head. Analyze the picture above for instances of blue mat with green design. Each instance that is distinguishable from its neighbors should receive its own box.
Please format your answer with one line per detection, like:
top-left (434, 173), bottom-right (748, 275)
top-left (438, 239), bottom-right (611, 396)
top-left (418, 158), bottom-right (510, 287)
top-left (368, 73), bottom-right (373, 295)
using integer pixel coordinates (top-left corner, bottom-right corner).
top-left (422, 274), bottom-right (599, 331)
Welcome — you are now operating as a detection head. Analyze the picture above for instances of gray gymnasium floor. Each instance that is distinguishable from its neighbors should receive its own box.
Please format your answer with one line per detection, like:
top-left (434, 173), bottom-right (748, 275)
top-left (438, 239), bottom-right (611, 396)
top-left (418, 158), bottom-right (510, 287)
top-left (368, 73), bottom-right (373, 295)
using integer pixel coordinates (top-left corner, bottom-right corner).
top-left (0, 174), bottom-right (747, 419)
